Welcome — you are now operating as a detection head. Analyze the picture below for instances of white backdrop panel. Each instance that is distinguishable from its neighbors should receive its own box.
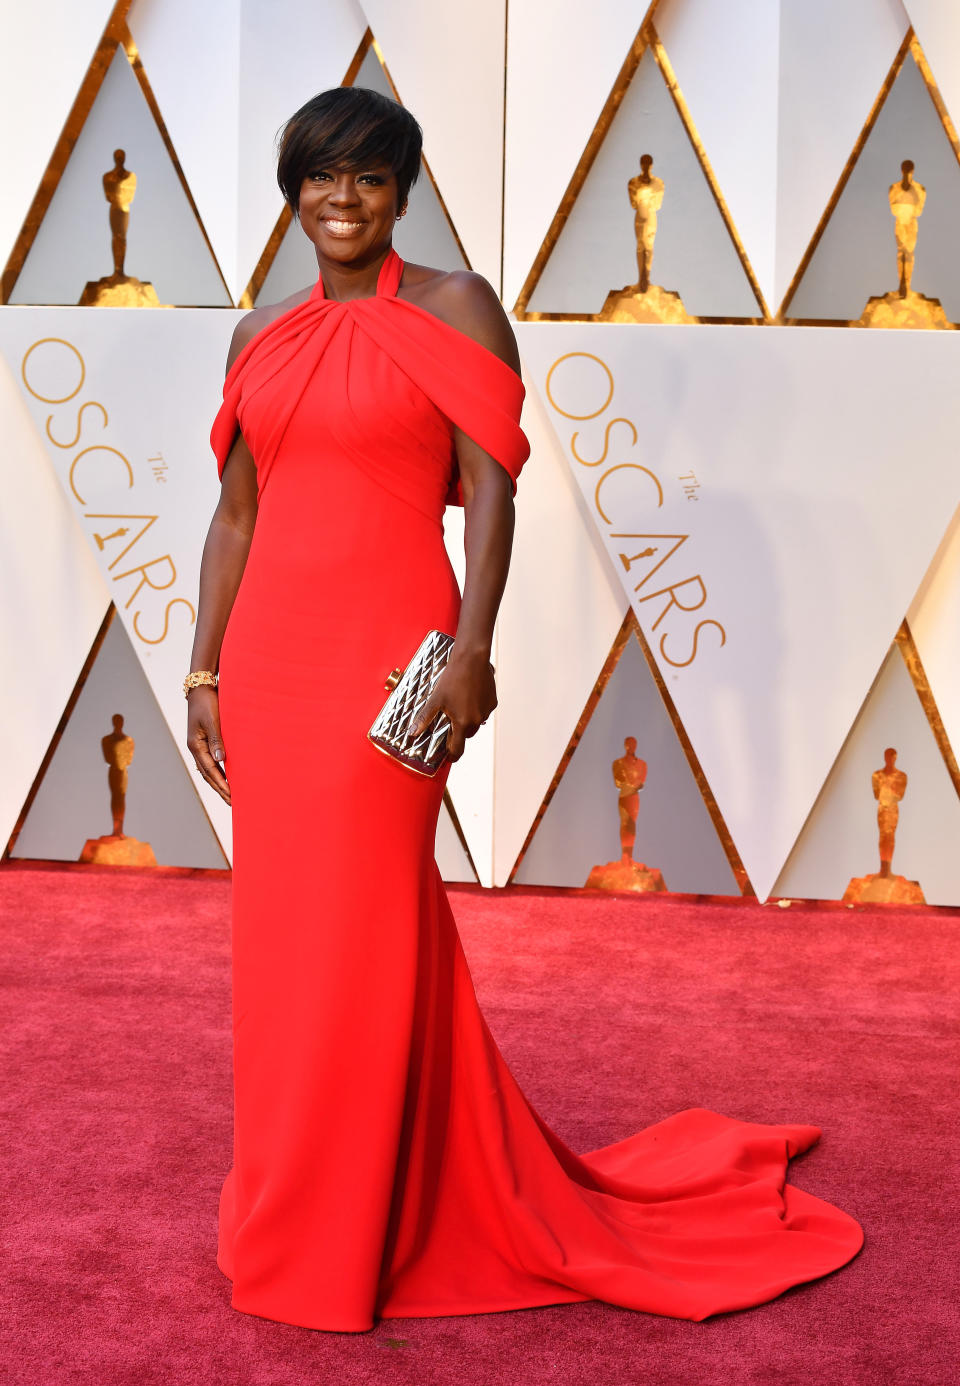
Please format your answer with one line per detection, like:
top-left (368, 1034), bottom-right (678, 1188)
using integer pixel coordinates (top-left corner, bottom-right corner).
top-left (908, 503), bottom-right (960, 786)
top-left (0, 0), bottom-right (117, 276)
top-left (0, 307), bottom-right (239, 858)
top-left (236, 0), bottom-right (367, 298)
top-left (773, 643), bottom-right (960, 905)
top-left (130, 0), bottom-right (370, 303)
top-left (527, 45), bottom-right (758, 318)
top-left (517, 321), bottom-right (960, 900)
top-left (503, 0), bottom-right (648, 308)
top-left (787, 48), bottom-right (960, 322)
top-left (128, 0), bottom-right (241, 299)
top-left (513, 632), bottom-right (739, 894)
top-left (361, 0), bottom-right (505, 287)
top-left (655, 0), bottom-right (779, 312)
top-left (0, 351), bottom-right (110, 851)
top-left (10, 47), bottom-right (231, 308)
top-left (10, 613), bottom-right (228, 869)
top-left (435, 799), bottom-right (477, 883)
top-left (492, 371), bottom-right (629, 885)
top-left (775, 0), bottom-right (909, 311)
top-left (904, 0), bottom-right (960, 136)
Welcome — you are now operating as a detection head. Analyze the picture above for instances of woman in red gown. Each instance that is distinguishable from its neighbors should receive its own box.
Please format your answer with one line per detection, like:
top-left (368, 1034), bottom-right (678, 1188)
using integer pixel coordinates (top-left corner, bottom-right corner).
top-left (187, 87), bottom-right (862, 1333)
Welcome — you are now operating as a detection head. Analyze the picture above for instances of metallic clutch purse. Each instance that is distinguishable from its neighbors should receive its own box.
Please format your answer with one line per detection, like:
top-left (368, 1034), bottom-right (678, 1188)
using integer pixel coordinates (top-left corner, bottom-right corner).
top-left (367, 630), bottom-right (455, 777)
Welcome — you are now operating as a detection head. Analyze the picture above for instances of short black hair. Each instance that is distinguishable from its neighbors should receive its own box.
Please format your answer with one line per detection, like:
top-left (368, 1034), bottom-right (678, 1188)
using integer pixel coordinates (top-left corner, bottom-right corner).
top-left (277, 86), bottom-right (423, 214)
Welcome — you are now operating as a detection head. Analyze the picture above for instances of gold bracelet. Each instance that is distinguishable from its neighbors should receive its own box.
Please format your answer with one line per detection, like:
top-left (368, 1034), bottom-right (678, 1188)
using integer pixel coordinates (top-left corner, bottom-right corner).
top-left (183, 670), bottom-right (218, 698)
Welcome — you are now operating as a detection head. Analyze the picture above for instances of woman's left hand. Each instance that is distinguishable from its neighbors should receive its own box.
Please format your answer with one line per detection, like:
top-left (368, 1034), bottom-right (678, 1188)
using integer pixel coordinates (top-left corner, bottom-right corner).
top-left (410, 648), bottom-right (496, 761)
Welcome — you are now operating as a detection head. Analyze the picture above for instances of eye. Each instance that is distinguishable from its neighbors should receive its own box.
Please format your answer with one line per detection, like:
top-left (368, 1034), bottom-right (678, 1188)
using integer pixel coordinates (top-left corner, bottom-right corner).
top-left (357, 173), bottom-right (385, 185)
top-left (306, 170), bottom-right (332, 183)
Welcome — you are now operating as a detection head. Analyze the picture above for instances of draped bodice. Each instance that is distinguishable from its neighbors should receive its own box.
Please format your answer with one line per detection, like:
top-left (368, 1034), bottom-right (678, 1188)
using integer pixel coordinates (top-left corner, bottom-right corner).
top-left (210, 248), bottom-right (529, 520)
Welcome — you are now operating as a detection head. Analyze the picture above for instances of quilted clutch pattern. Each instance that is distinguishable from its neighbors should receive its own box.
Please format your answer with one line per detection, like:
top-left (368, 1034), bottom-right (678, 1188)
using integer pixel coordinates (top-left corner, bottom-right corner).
top-left (367, 630), bottom-right (455, 776)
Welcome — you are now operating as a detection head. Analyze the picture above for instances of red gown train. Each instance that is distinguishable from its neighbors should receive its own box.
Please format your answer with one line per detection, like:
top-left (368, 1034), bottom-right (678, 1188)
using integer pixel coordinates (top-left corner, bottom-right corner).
top-left (209, 248), bottom-right (863, 1332)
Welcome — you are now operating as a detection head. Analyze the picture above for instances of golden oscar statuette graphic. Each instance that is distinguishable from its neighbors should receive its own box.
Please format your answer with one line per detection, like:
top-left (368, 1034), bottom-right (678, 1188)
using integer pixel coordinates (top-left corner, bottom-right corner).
top-left (585, 737), bottom-right (667, 892)
top-left (842, 747), bottom-right (925, 905)
top-left (597, 154), bottom-right (693, 325)
top-left (79, 149), bottom-right (160, 307)
top-left (858, 160), bottom-right (954, 330)
top-left (79, 713), bottom-right (158, 866)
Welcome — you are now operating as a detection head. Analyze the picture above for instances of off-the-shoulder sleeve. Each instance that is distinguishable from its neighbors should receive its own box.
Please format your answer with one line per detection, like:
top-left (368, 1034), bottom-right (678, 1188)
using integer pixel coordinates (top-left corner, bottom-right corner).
top-left (352, 297), bottom-right (530, 503)
top-left (210, 383), bottom-right (241, 480)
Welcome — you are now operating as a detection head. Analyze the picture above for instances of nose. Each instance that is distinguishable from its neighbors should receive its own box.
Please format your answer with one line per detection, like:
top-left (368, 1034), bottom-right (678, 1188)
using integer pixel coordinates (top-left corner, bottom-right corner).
top-left (328, 174), bottom-right (360, 206)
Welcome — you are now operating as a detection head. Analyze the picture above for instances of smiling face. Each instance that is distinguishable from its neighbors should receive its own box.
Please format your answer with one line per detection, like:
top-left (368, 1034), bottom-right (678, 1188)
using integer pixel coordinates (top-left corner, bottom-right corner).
top-left (297, 163), bottom-right (404, 268)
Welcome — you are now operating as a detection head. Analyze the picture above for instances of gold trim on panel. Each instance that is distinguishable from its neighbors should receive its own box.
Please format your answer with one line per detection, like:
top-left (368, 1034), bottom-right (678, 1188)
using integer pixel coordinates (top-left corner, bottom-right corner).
top-left (1, 1), bottom-right (133, 304)
top-left (511, 6), bottom-right (659, 318)
top-left (506, 609), bottom-right (752, 893)
top-left (507, 612), bottom-right (633, 882)
top-left (237, 204), bottom-right (293, 309)
top-left (511, 7), bottom-right (767, 323)
top-left (239, 27), bottom-right (372, 307)
top-left (3, 604), bottom-right (116, 859)
top-left (519, 311), bottom-right (769, 326)
top-left (370, 37), bottom-right (473, 271)
top-left (910, 35), bottom-right (960, 165)
top-left (119, 23), bottom-right (234, 306)
top-left (1, 2), bottom-right (234, 307)
top-left (343, 24), bottom-right (374, 87)
top-left (649, 28), bottom-right (769, 320)
top-left (627, 614), bottom-right (753, 895)
top-left (777, 30), bottom-right (913, 323)
top-left (3, 601), bottom-right (231, 869)
top-left (895, 619), bottom-right (960, 801)
top-left (442, 788), bottom-right (480, 883)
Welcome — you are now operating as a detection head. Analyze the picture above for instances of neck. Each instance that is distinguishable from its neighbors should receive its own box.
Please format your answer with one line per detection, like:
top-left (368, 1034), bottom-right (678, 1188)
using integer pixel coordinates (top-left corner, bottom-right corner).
top-left (315, 244), bottom-right (394, 302)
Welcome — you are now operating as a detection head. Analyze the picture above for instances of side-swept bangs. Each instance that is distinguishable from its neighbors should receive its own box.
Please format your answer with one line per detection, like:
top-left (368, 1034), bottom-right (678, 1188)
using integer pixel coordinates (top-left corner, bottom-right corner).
top-left (277, 86), bottom-right (423, 213)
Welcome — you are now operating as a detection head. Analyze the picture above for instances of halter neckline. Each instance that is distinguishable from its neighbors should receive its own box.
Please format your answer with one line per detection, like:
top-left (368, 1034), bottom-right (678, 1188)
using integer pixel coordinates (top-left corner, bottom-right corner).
top-left (311, 246), bottom-right (404, 303)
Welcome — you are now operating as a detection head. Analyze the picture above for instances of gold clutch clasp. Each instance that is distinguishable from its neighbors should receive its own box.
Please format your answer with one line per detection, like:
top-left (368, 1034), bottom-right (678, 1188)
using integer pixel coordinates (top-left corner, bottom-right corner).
top-left (384, 667), bottom-right (403, 692)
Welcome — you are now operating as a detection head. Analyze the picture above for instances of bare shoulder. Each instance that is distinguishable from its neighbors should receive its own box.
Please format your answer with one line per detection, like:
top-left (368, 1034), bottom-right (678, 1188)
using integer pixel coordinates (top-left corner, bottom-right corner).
top-left (226, 285), bottom-right (313, 373)
top-left (401, 266), bottom-right (520, 374)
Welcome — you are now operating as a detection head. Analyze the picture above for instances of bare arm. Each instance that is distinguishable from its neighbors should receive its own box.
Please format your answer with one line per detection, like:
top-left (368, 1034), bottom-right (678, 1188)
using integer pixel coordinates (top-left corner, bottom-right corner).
top-left (411, 273), bottom-right (521, 761)
top-left (185, 317), bottom-right (264, 803)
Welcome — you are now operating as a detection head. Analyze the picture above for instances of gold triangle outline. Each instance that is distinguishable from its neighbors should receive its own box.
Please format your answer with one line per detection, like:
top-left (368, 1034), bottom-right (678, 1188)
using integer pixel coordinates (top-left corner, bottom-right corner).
top-left (895, 618), bottom-right (960, 800)
top-left (512, 9), bottom-right (769, 323)
top-left (3, 603), bottom-right (115, 859)
top-left (237, 27), bottom-right (371, 308)
top-left (777, 29), bottom-right (960, 324)
top-left (3, 601), bottom-right (231, 869)
top-left (238, 27), bottom-right (472, 308)
top-left (1, 1), bottom-right (233, 307)
top-left (629, 611), bottom-right (753, 894)
top-left (441, 787), bottom-right (480, 883)
top-left (506, 610), bottom-right (632, 883)
top-left (770, 620), bottom-right (960, 901)
top-left (370, 36), bottom-right (473, 273)
top-left (1, 0), bottom-right (132, 304)
top-left (119, 23), bottom-right (234, 306)
top-left (506, 608), bottom-right (753, 894)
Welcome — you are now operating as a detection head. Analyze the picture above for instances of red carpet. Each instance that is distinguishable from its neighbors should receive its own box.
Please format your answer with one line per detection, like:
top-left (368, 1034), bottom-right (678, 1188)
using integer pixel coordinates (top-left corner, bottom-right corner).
top-left (1, 863), bottom-right (955, 1385)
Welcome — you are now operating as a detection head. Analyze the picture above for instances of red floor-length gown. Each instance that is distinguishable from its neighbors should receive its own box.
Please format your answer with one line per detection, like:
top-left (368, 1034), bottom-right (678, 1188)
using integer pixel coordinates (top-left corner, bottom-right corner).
top-left (209, 248), bottom-right (863, 1332)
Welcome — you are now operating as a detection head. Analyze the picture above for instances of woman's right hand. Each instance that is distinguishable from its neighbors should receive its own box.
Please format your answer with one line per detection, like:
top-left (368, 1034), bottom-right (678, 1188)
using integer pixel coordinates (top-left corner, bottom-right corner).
top-left (187, 687), bottom-right (231, 805)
